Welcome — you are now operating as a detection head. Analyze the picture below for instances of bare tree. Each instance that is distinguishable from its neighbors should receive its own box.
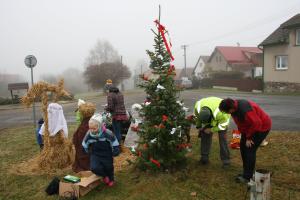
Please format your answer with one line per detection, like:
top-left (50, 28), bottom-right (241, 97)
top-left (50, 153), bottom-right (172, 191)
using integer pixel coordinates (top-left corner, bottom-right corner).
top-left (84, 62), bottom-right (131, 90)
top-left (85, 39), bottom-right (119, 66)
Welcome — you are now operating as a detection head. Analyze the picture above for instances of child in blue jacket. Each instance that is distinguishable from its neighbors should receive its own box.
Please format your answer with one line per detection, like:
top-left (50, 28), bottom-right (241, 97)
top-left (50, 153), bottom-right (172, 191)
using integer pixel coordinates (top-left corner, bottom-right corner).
top-left (82, 114), bottom-right (120, 187)
top-left (36, 118), bottom-right (44, 150)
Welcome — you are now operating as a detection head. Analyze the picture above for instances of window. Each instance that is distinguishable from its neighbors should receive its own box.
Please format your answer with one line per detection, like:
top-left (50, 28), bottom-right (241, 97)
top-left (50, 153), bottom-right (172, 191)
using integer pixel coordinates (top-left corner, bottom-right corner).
top-left (275, 56), bottom-right (288, 70)
top-left (296, 29), bottom-right (300, 45)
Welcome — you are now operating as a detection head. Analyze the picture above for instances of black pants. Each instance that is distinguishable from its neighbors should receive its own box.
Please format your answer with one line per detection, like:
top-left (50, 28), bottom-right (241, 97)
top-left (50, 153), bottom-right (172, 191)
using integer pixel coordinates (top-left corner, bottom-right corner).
top-left (90, 154), bottom-right (114, 181)
top-left (240, 130), bottom-right (269, 179)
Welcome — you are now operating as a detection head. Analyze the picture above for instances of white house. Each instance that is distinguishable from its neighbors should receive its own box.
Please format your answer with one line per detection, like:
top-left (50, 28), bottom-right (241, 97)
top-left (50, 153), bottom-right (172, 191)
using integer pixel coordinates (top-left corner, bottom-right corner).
top-left (192, 56), bottom-right (210, 78)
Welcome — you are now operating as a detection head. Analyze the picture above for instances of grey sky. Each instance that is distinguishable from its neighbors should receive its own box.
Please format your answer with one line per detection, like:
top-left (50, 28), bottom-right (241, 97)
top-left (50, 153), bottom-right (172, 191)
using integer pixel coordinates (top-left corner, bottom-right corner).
top-left (0, 0), bottom-right (299, 82)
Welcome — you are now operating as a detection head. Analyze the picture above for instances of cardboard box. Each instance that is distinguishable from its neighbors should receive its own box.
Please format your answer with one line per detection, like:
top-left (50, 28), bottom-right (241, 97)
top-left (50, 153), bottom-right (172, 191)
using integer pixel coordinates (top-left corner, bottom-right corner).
top-left (59, 171), bottom-right (101, 198)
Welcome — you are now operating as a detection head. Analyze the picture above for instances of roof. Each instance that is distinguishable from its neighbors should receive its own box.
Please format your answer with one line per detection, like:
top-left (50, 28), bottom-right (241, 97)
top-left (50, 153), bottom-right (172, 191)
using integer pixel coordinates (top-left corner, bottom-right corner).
top-left (259, 26), bottom-right (290, 46)
top-left (199, 56), bottom-right (210, 63)
top-left (192, 56), bottom-right (210, 74)
top-left (8, 83), bottom-right (29, 90)
top-left (280, 14), bottom-right (300, 29)
top-left (193, 55), bottom-right (210, 73)
top-left (260, 14), bottom-right (300, 46)
top-left (209, 46), bottom-right (262, 64)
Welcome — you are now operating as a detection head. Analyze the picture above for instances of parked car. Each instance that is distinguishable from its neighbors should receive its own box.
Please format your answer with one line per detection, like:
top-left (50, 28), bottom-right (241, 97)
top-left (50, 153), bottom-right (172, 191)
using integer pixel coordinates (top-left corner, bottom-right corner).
top-left (180, 77), bottom-right (193, 89)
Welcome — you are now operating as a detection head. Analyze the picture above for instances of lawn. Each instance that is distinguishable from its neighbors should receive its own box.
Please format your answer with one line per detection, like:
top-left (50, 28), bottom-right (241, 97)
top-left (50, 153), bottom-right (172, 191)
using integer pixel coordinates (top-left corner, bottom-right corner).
top-left (0, 126), bottom-right (299, 200)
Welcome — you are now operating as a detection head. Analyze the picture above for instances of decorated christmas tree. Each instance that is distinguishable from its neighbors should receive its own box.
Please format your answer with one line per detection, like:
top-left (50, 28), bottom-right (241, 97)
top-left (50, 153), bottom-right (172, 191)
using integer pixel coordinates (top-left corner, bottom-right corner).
top-left (135, 17), bottom-right (192, 171)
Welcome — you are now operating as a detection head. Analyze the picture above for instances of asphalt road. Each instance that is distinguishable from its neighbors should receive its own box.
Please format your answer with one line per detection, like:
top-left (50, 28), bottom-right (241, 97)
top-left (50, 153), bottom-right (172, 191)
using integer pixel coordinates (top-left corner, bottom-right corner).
top-left (0, 90), bottom-right (299, 131)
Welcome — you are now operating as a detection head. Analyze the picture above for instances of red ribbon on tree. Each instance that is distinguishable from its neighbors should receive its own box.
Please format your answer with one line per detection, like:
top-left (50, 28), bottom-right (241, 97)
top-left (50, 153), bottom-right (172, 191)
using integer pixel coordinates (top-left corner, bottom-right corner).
top-left (167, 64), bottom-right (176, 76)
top-left (137, 151), bottom-right (142, 157)
top-left (186, 114), bottom-right (194, 122)
top-left (154, 20), bottom-right (174, 61)
top-left (150, 157), bottom-right (161, 168)
top-left (158, 123), bottom-right (166, 129)
top-left (176, 143), bottom-right (192, 151)
top-left (162, 115), bottom-right (168, 122)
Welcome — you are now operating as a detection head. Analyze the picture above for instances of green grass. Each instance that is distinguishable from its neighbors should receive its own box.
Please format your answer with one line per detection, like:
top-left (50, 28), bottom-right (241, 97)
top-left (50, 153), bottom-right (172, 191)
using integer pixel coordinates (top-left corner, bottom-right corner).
top-left (0, 126), bottom-right (299, 200)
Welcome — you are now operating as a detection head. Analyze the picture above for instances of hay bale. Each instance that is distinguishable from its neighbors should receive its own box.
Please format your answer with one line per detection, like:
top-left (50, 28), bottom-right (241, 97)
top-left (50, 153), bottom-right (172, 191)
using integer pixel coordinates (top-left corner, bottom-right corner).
top-left (114, 147), bottom-right (136, 172)
top-left (79, 103), bottom-right (96, 118)
top-left (39, 131), bottom-right (74, 170)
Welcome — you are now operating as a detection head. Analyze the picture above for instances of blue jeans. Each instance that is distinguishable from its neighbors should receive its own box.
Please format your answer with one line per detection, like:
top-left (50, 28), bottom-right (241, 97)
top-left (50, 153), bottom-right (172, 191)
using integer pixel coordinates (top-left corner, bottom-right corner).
top-left (112, 120), bottom-right (122, 142)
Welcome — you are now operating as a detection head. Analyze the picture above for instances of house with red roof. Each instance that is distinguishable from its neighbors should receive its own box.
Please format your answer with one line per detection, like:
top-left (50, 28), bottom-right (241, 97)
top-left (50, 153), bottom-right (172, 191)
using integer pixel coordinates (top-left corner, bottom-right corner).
top-left (207, 46), bottom-right (263, 78)
top-left (259, 13), bottom-right (300, 92)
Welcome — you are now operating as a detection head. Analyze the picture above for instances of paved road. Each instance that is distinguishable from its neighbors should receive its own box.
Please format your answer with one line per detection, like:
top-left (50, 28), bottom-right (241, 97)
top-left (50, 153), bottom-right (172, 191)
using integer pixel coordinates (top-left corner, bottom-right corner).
top-left (0, 90), bottom-right (299, 131)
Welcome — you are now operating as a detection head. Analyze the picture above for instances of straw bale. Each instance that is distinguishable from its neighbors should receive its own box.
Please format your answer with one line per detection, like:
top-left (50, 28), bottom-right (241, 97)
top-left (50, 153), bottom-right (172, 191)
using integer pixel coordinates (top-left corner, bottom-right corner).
top-left (79, 103), bottom-right (96, 118)
top-left (39, 131), bottom-right (74, 170)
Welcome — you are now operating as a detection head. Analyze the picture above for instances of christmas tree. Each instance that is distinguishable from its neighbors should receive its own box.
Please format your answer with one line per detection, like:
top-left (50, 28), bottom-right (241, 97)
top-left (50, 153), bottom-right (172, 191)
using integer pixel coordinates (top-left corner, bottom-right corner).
top-left (135, 18), bottom-right (192, 171)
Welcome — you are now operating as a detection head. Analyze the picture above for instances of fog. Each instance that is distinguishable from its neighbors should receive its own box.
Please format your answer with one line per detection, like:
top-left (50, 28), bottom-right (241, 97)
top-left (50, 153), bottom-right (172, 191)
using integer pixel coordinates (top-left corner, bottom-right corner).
top-left (0, 0), bottom-right (299, 85)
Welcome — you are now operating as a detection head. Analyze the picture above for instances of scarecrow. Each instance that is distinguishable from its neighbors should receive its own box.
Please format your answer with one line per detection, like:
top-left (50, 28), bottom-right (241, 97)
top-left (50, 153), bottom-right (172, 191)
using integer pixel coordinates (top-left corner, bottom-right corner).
top-left (22, 79), bottom-right (73, 169)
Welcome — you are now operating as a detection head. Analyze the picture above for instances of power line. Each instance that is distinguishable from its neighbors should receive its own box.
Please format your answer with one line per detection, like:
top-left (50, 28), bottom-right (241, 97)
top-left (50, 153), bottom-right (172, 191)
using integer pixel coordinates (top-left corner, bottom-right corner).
top-left (169, 3), bottom-right (300, 68)
top-left (173, 2), bottom-right (300, 48)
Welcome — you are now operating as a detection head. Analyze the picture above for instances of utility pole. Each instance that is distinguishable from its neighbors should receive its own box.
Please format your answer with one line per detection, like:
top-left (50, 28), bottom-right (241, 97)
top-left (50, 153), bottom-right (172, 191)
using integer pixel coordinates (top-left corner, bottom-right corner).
top-left (181, 44), bottom-right (188, 77)
top-left (140, 64), bottom-right (143, 75)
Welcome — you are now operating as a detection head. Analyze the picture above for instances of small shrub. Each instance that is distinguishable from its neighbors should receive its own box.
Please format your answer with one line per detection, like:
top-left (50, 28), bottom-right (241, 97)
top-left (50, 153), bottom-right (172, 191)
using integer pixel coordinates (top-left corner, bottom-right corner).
top-left (200, 78), bottom-right (213, 88)
top-left (191, 77), bottom-right (201, 89)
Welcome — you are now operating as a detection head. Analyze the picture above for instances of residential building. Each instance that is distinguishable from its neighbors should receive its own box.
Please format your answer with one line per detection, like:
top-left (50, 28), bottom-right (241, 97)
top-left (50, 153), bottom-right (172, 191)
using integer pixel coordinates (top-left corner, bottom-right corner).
top-left (207, 46), bottom-right (263, 78)
top-left (259, 13), bottom-right (300, 92)
top-left (193, 56), bottom-right (210, 78)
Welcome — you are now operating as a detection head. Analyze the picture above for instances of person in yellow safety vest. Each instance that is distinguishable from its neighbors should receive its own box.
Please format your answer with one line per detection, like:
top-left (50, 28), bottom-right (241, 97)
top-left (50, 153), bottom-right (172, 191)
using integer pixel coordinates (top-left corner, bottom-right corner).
top-left (194, 97), bottom-right (231, 168)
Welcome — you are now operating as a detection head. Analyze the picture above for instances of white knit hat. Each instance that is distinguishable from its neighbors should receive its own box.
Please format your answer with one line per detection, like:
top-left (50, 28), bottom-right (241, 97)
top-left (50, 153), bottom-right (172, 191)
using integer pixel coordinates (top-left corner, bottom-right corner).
top-left (131, 103), bottom-right (142, 111)
top-left (77, 99), bottom-right (86, 107)
top-left (90, 113), bottom-right (103, 125)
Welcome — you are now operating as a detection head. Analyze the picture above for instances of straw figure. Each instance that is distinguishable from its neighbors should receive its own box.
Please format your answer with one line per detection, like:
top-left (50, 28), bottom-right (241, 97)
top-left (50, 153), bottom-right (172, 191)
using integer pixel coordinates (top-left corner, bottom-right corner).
top-left (22, 79), bottom-right (74, 170)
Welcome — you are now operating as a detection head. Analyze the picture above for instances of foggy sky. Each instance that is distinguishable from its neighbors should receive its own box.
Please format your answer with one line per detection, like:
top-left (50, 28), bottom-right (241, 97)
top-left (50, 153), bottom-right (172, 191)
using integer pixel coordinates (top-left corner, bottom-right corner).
top-left (0, 0), bottom-right (299, 82)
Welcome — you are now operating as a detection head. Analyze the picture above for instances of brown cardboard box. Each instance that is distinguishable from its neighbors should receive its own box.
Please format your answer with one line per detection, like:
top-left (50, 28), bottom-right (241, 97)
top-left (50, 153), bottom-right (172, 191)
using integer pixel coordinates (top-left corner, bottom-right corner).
top-left (59, 171), bottom-right (101, 198)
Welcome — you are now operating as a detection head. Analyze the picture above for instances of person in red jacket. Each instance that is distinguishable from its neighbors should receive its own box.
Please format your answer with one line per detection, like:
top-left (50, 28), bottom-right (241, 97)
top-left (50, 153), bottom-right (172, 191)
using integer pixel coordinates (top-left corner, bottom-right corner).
top-left (219, 98), bottom-right (272, 183)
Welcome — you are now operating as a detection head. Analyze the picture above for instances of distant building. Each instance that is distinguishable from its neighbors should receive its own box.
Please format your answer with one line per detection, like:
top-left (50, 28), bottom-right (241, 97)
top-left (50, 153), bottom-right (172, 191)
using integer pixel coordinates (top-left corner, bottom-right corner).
top-left (193, 56), bottom-right (210, 78)
top-left (174, 68), bottom-right (194, 81)
top-left (207, 46), bottom-right (263, 78)
top-left (259, 13), bottom-right (300, 92)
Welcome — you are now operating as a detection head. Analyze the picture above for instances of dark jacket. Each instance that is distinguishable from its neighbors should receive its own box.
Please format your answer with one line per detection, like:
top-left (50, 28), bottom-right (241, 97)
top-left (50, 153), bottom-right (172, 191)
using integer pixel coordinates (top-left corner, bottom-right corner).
top-left (82, 127), bottom-right (120, 157)
top-left (232, 100), bottom-right (271, 139)
top-left (72, 117), bottom-right (91, 172)
top-left (106, 87), bottom-right (128, 121)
